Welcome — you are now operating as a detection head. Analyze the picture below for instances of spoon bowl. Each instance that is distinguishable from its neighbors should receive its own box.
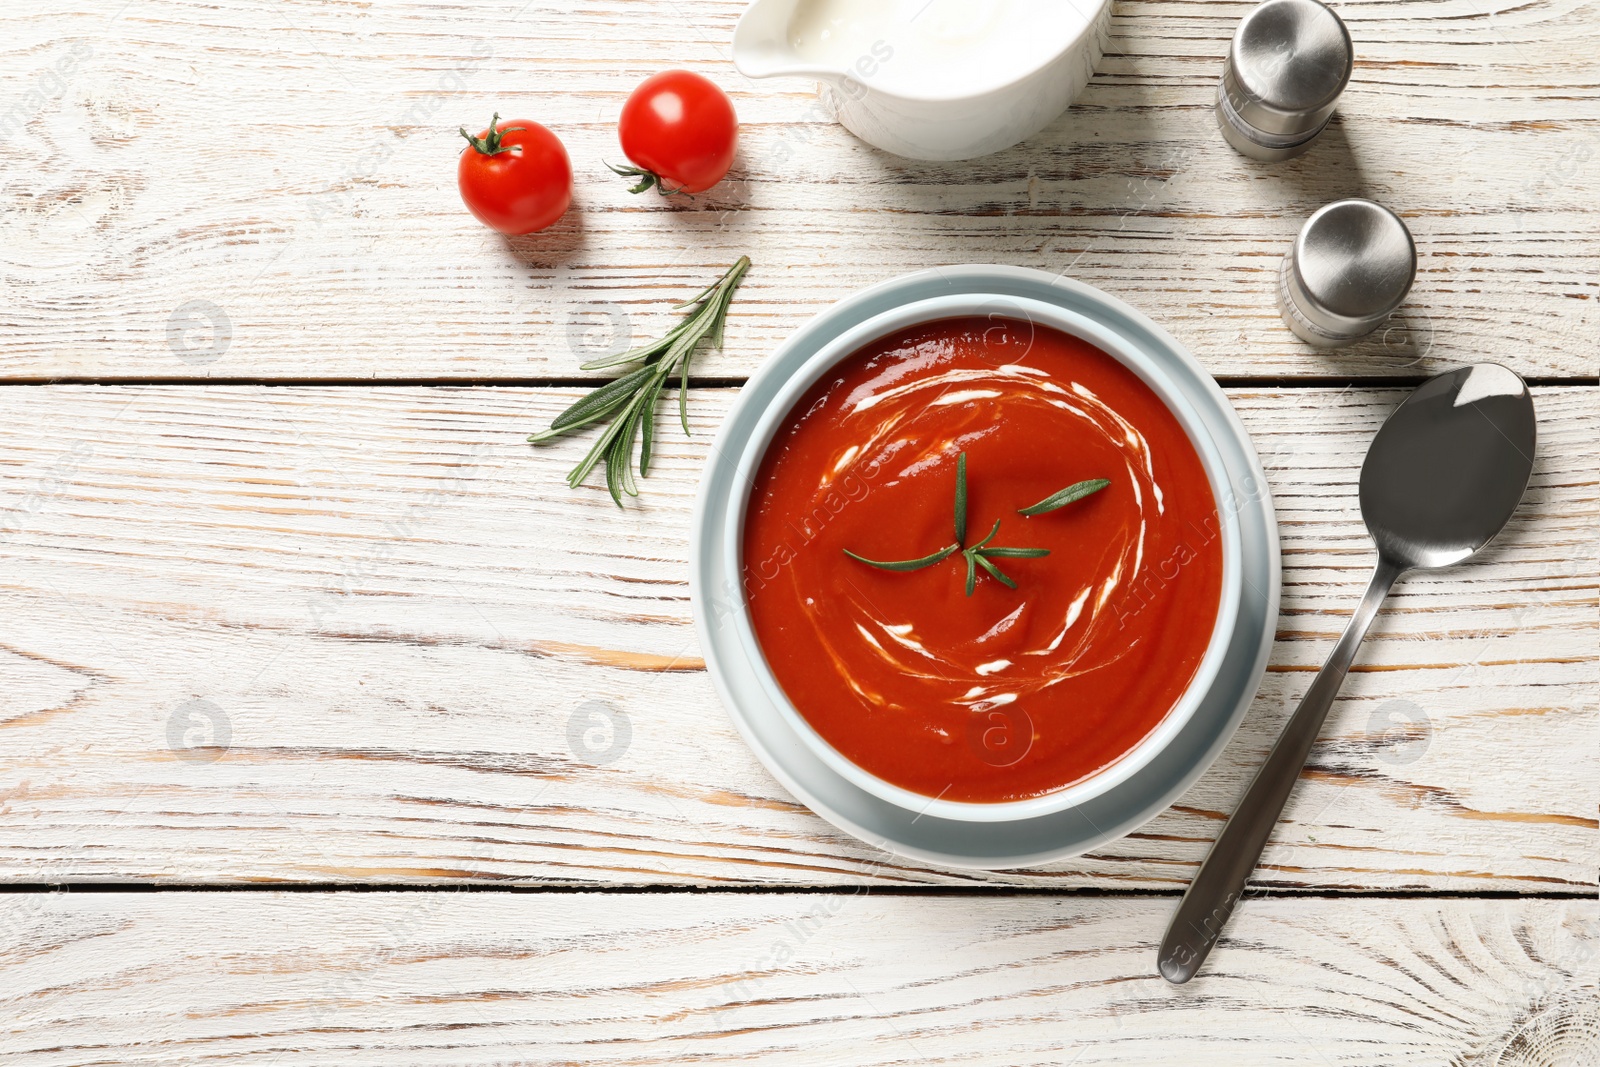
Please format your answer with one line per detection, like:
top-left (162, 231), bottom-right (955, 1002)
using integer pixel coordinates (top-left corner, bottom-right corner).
top-left (1361, 363), bottom-right (1537, 569)
top-left (1158, 363), bottom-right (1536, 984)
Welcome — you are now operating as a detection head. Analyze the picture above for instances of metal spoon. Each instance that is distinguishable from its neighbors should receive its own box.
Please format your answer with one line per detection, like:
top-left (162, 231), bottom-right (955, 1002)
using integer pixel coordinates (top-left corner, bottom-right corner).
top-left (1158, 364), bottom-right (1537, 984)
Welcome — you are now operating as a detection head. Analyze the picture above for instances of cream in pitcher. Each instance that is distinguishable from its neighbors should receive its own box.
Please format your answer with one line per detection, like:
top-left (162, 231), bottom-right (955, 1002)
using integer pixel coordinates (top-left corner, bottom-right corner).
top-left (733, 0), bottom-right (1111, 161)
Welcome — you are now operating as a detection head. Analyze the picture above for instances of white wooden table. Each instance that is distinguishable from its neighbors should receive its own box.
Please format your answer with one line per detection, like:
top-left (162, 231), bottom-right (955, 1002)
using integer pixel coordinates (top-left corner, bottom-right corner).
top-left (1, 1), bottom-right (1596, 1063)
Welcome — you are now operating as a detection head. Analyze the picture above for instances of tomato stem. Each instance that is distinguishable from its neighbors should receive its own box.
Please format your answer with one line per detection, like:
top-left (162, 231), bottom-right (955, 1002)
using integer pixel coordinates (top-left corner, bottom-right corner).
top-left (460, 112), bottom-right (526, 156)
top-left (604, 160), bottom-right (687, 197)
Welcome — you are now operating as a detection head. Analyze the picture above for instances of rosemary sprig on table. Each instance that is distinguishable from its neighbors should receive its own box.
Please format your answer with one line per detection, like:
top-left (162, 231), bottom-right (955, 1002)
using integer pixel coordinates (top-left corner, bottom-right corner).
top-left (528, 256), bottom-right (750, 506)
top-left (843, 451), bottom-right (1050, 597)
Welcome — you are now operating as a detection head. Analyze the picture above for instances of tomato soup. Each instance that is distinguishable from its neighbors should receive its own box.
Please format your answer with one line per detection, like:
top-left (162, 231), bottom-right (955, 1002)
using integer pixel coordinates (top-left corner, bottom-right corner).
top-left (742, 317), bottom-right (1224, 803)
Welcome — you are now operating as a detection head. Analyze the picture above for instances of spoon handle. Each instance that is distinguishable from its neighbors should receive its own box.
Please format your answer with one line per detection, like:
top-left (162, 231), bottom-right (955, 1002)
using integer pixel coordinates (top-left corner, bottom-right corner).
top-left (1158, 555), bottom-right (1403, 984)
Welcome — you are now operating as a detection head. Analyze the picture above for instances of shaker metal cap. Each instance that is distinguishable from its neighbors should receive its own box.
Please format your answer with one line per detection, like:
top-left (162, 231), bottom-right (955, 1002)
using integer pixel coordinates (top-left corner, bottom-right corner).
top-left (1280, 198), bottom-right (1417, 345)
top-left (1220, 0), bottom-right (1352, 156)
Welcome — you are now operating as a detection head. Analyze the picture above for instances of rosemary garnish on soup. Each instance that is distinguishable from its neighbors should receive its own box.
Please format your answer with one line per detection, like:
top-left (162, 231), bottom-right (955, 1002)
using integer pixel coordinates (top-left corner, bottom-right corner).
top-left (844, 451), bottom-right (1056, 596)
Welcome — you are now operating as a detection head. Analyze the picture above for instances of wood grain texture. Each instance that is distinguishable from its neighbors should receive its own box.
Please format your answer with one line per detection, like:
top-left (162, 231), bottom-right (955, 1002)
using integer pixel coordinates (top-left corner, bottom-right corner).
top-left (0, 384), bottom-right (1591, 888)
top-left (0, 0), bottom-right (1596, 381)
top-left (0, 0), bottom-right (1594, 1055)
top-left (0, 893), bottom-right (1594, 1065)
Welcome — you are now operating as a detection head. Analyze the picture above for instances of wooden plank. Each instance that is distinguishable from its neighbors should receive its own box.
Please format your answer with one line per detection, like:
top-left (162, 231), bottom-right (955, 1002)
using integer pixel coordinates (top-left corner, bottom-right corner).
top-left (0, 384), bottom-right (1591, 888)
top-left (0, 0), bottom-right (1595, 381)
top-left (0, 892), bottom-right (1593, 1064)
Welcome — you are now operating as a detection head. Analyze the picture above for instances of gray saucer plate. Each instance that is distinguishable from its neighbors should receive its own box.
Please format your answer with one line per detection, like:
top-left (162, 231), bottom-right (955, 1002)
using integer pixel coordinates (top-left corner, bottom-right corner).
top-left (690, 265), bottom-right (1281, 869)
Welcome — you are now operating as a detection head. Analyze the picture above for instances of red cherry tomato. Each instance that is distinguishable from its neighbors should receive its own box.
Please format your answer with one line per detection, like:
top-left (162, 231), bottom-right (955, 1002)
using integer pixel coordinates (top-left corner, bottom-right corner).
top-left (457, 113), bottom-right (572, 235)
top-left (614, 70), bottom-right (738, 195)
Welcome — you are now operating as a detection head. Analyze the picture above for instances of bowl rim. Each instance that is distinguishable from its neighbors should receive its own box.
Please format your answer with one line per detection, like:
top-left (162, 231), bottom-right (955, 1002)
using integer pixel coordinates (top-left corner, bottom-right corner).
top-left (718, 292), bottom-right (1245, 823)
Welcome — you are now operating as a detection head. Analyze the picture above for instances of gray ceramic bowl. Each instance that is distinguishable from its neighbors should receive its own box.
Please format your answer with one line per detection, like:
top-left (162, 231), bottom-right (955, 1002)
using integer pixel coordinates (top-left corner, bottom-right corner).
top-left (721, 293), bottom-right (1243, 823)
top-left (691, 267), bottom-right (1279, 866)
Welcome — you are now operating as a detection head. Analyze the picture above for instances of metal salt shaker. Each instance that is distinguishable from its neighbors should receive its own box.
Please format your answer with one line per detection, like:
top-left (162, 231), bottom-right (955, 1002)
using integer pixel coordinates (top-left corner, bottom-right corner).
top-left (1217, 0), bottom-right (1353, 161)
top-left (1278, 198), bottom-right (1417, 347)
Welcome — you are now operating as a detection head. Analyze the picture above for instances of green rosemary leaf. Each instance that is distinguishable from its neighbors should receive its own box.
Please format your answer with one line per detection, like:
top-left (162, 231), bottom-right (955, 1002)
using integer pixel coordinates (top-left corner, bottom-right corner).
top-left (665, 267), bottom-right (736, 438)
top-left (708, 259), bottom-right (749, 346)
top-left (639, 371), bottom-right (670, 477)
top-left (638, 402), bottom-right (655, 478)
top-left (618, 402), bottom-right (646, 501)
top-left (568, 410), bottom-right (630, 489)
top-left (1018, 478), bottom-right (1111, 517)
top-left (604, 429), bottom-right (626, 506)
top-left (677, 343), bottom-right (693, 435)
top-left (578, 321), bottom-right (689, 371)
top-left (533, 387), bottom-right (633, 441)
top-left (526, 425), bottom-right (568, 445)
top-left (664, 309), bottom-right (713, 366)
top-left (549, 364), bottom-right (656, 431)
top-left (707, 291), bottom-right (730, 351)
top-left (843, 543), bottom-right (960, 572)
top-left (681, 255), bottom-right (750, 309)
top-left (973, 553), bottom-right (1018, 590)
top-left (979, 547), bottom-right (1051, 559)
top-left (954, 451), bottom-right (968, 545)
top-left (965, 552), bottom-right (976, 596)
top-left (672, 276), bottom-right (724, 312)
top-left (612, 375), bottom-right (662, 498)
top-left (658, 314), bottom-right (710, 439)
top-left (606, 394), bottom-right (649, 506)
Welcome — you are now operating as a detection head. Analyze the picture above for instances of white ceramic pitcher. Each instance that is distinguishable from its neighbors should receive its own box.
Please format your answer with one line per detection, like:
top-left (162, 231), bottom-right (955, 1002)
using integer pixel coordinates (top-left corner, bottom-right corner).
top-left (732, 0), bottom-right (1111, 161)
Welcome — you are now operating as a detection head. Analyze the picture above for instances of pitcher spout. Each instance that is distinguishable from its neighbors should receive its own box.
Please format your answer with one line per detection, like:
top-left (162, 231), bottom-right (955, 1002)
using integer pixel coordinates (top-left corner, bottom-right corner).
top-left (733, 0), bottom-right (844, 80)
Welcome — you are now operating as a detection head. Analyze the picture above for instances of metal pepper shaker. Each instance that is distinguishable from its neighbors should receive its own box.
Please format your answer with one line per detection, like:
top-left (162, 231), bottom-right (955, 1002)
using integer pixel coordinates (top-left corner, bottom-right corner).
top-left (1278, 198), bottom-right (1417, 347)
top-left (1216, 0), bottom-right (1353, 161)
